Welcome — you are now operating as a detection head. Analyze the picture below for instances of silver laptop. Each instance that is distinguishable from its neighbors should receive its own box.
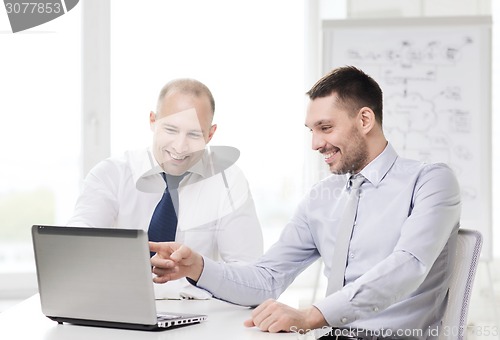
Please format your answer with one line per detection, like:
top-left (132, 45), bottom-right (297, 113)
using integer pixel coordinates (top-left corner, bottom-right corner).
top-left (31, 225), bottom-right (207, 330)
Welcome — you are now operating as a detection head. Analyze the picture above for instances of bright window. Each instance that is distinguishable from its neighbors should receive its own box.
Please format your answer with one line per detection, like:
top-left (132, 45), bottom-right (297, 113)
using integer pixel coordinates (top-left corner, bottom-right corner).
top-left (109, 0), bottom-right (306, 249)
top-left (0, 7), bottom-right (81, 277)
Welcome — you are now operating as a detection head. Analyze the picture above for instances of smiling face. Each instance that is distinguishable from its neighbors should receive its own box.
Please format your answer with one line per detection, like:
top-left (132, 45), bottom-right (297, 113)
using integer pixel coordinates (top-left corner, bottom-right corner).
top-left (150, 91), bottom-right (216, 175)
top-left (305, 93), bottom-right (369, 175)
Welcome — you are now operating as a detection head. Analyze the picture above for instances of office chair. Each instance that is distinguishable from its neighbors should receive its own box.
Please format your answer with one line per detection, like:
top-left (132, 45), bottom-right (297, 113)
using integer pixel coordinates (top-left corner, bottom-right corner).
top-left (440, 228), bottom-right (483, 340)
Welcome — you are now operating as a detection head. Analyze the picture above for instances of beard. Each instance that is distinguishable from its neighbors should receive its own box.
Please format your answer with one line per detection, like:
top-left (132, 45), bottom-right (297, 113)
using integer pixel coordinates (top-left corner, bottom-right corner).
top-left (329, 127), bottom-right (369, 175)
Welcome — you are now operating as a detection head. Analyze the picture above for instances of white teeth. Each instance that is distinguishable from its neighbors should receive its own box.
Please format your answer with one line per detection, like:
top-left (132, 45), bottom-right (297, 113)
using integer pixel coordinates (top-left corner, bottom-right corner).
top-left (323, 152), bottom-right (334, 159)
top-left (169, 152), bottom-right (187, 160)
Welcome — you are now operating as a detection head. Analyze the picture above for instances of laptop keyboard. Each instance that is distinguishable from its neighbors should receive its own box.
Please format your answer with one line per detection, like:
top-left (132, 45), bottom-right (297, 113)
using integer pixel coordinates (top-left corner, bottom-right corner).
top-left (157, 314), bottom-right (181, 321)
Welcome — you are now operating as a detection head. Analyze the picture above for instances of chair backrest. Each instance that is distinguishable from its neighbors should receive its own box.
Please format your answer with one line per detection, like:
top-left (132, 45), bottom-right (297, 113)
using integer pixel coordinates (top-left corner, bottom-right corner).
top-left (440, 228), bottom-right (483, 340)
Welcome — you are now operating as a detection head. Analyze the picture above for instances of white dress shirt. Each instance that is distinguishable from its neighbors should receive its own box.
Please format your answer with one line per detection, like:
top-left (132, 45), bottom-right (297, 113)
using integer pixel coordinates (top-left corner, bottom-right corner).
top-left (197, 143), bottom-right (461, 339)
top-left (68, 145), bottom-right (264, 298)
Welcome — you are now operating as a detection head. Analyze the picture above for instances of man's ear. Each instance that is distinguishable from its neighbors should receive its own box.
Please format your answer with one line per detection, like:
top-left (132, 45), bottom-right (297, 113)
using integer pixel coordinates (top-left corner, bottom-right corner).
top-left (358, 107), bottom-right (376, 135)
top-left (206, 124), bottom-right (217, 143)
top-left (149, 111), bottom-right (156, 131)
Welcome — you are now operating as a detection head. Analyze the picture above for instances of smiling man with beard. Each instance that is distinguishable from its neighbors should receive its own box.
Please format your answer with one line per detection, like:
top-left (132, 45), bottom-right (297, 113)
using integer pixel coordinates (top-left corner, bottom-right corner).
top-left (149, 67), bottom-right (461, 339)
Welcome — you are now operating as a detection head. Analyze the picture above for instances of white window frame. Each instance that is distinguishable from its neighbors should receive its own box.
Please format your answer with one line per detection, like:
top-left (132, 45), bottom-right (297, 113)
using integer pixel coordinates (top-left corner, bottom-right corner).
top-left (81, 0), bottom-right (111, 175)
top-left (0, 0), bottom-right (111, 304)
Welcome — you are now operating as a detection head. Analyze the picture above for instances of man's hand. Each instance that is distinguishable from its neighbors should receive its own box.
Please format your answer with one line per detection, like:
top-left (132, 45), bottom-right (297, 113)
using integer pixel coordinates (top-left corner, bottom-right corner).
top-left (149, 242), bottom-right (204, 283)
top-left (243, 299), bottom-right (327, 333)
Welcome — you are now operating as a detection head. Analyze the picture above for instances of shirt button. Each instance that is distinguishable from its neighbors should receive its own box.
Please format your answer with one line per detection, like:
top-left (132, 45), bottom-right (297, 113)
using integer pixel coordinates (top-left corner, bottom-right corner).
top-left (349, 252), bottom-right (355, 258)
top-left (373, 306), bottom-right (379, 312)
top-left (341, 317), bottom-right (348, 324)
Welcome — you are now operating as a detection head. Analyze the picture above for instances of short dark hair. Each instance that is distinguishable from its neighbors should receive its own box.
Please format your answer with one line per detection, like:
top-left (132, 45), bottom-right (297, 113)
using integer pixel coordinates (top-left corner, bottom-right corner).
top-left (306, 66), bottom-right (383, 125)
top-left (157, 78), bottom-right (215, 115)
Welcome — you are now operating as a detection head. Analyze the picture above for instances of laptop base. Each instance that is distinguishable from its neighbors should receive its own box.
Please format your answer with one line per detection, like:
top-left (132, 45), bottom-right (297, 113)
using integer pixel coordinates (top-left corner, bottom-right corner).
top-left (47, 314), bottom-right (206, 331)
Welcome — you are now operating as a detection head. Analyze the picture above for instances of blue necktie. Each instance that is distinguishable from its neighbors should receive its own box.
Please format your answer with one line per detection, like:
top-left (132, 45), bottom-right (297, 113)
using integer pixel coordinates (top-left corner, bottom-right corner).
top-left (148, 173), bottom-right (180, 257)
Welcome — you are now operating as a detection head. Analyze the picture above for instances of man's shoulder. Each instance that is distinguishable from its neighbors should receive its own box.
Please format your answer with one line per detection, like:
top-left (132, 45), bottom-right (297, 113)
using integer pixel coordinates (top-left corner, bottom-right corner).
top-left (420, 162), bottom-right (455, 176)
top-left (90, 148), bottom-right (149, 175)
top-left (392, 158), bottom-right (459, 195)
top-left (392, 155), bottom-right (455, 177)
top-left (419, 162), bottom-right (459, 189)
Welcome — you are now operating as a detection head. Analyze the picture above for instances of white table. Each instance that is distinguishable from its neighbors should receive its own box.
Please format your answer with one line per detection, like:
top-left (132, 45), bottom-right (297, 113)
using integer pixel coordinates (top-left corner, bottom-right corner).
top-left (0, 295), bottom-right (302, 339)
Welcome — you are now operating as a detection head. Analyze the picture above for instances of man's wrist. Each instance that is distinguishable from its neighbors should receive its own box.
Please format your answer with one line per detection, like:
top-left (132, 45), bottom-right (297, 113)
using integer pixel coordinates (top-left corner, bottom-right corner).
top-left (305, 306), bottom-right (328, 330)
top-left (187, 254), bottom-right (204, 282)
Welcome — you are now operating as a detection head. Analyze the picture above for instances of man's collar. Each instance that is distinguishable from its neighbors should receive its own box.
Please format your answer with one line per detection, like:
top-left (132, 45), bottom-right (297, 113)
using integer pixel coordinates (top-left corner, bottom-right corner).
top-left (142, 147), bottom-right (210, 175)
top-left (134, 145), bottom-right (240, 192)
top-left (358, 142), bottom-right (398, 187)
top-left (187, 150), bottom-right (211, 178)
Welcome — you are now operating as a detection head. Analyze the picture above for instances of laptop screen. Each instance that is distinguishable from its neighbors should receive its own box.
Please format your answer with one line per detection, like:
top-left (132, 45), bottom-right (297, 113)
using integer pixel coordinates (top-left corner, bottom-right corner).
top-left (32, 226), bottom-right (158, 325)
